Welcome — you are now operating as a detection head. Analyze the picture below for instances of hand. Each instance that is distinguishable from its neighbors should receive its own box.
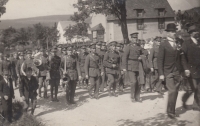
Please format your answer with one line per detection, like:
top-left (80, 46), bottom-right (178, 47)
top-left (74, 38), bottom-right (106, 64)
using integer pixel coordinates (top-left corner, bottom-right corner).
top-left (4, 95), bottom-right (8, 100)
top-left (17, 74), bottom-right (20, 77)
top-left (63, 71), bottom-right (67, 75)
top-left (85, 75), bottom-right (89, 79)
top-left (21, 96), bottom-right (25, 101)
top-left (121, 71), bottom-right (124, 75)
top-left (101, 72), bottom-right (104, 76)
top-left (159, 75), bottom-right (165, 80)
top-left (60, 79), bottom-right (63, 84)
top-left (185, 70), bottom-right (190, 77)
top-left (79, 76), bottom-right (82, 80)
top-left (151, 68), bottom-right (154, 72)
top-left (112, 64), bottom-right (116, 68)
top-left (138, 57), bottom-right (142, 60)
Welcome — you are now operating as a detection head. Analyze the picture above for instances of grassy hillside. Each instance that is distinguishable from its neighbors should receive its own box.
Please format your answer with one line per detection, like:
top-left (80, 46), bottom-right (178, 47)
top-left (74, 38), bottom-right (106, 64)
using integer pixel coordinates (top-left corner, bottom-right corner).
top-left (0, 15), bottom-right (73, 29)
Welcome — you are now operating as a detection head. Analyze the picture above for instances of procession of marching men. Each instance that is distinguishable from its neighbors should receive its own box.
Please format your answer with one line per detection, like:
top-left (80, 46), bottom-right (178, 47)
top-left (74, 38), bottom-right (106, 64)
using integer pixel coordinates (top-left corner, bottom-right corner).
top-left (0, 22), bottom-right (200, 123)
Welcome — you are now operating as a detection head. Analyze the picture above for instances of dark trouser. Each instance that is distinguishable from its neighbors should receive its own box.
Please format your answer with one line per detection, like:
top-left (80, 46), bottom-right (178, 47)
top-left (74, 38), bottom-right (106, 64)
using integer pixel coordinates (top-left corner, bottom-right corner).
top-left (23, 97), bottom-right (37, 114)
top-left (118, 73), bottom-right (124, 90)
top-left (128, 71), bottom-right (141, 100)
top-left (151, 69), bottom-right (163, 92)
top-left (2, 98), bottom-right (12, 122)
top-left (88, 76), bottom-right (100, 97)
top-left (66, 80), bottom-right (77, 102)
top-left (100, 72), bottom-right (107, 91)
top-left (166, 72), bottom-right (181, 115)
top-left (107, 74), bottom-right (118, 93)
top-left (49, 79), bottom-right (60, 99)
top-left (38, 76), bottom-right (48, 97)
top-left (182, 77), bottom-right (200, 108)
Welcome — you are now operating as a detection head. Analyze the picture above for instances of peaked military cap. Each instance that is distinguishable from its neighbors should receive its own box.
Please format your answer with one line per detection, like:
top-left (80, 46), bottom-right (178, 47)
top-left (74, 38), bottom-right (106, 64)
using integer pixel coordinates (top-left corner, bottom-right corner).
top-left (108, 41), bottom-right (117, 47)
top-left (90, 43), bottom-right (96, 49)
top-left (130, 32), bottom-right (139, 38)
top-left (96, 41), bottom-right (102, 46)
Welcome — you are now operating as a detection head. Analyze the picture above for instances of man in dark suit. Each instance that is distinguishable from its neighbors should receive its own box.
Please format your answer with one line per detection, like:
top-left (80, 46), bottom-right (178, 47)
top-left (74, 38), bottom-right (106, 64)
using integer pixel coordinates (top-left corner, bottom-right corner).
top-left (0, 70), bottom-right (14, 123)
top-left (181, 24), bottom-right (200, 111)
top-left (157, 23), bottom-right (182, 119)
top-left (19, 67), bottom-right (38, 115)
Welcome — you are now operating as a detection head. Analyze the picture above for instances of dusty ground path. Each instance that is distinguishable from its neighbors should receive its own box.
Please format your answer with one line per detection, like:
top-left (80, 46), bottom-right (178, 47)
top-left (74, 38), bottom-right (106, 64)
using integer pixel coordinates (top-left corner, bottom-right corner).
top-left (14, 87), bottom-right (199, 126)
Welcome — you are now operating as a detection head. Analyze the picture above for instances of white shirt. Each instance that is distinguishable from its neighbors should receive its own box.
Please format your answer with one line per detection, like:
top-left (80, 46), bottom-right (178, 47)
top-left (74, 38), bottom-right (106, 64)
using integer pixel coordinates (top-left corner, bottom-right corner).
top-left (191, 37), bottom-right (198, 44)
top-left (167, 37), bottom-right (176, 48)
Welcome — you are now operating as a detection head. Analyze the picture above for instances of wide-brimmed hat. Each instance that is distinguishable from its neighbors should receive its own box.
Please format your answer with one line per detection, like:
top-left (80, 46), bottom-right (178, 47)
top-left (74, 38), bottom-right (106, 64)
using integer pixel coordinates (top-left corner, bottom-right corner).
top-left (165, 23), bottom-right (178, 32)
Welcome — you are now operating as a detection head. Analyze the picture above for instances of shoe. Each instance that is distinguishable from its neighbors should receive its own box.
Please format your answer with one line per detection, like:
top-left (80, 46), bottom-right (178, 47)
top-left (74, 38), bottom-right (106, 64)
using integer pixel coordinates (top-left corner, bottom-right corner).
top-left (156, 91), bottom-right (164, 95)
top-left (167, 113), bottom-right (179, 119)
top-left (94, 95), bottom-right (99, 100)
top-left (136, 98), bottom-right (142, 102)
top-left (113, 92), bottom-right (118, 97)
top-left (131, 98), bottom-right (136, 103)
top-left (54, 98), bottom-right (59, 102)
top-left (193, 107), bottom-right (200, 111)
top-left (182, 102), bottom-right (188, 109)
top-left (70, 101), bottom-right (76, 104)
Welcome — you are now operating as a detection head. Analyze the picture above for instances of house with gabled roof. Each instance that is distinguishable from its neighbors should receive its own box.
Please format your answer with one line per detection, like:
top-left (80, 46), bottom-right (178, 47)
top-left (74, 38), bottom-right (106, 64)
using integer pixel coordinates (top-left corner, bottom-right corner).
top-left (57, 21), bottom-right (75, 44)
top-left (85, 0), bottom-right (175, 42)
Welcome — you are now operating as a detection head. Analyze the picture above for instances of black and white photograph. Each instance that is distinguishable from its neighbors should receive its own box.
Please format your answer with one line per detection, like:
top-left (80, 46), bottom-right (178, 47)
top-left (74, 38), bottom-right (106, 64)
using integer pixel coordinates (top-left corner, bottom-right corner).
top-left (0, 0), bottom-right (199, 125)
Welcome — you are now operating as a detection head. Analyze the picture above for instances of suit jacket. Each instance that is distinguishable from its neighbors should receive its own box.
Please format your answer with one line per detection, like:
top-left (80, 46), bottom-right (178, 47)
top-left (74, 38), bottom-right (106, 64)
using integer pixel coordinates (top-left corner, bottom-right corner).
top-left (0, 78), bottom-right (14, 98)
top-left (84, 53), bottom-right (102, 77)
top-left (181, 38), bottom-right (200, 78)
top-left (157, 39), bottom-right (182, 76)
top-left (19, 76), bottom-right (38, 99)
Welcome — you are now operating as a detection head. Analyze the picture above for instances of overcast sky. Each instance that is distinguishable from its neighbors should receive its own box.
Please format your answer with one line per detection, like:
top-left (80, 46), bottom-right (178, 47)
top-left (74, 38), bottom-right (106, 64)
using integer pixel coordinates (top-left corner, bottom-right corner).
top-left (1, 0), bottom-right (200, 19)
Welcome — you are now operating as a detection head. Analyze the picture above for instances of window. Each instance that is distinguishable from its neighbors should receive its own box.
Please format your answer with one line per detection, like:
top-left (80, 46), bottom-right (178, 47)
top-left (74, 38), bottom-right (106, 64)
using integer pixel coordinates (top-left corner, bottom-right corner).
top-left (137, 19), bottom-right (144, 30)
top-left (137, 9), bottom-right (144, 17)
top-left (158, 9), bottom-right (165, 17)
top-left (92, 30), bottom-right (104, 42)
top-left (158, 18), bottom-right (165, 29)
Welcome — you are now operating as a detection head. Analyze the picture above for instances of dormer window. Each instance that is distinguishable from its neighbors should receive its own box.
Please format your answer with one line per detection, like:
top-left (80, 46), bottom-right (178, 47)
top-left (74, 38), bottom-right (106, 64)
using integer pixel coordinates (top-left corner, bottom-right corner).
top-left (136, 9), bottom-right (144, 18)
top-left (158, 8), bottom-right (165, 17)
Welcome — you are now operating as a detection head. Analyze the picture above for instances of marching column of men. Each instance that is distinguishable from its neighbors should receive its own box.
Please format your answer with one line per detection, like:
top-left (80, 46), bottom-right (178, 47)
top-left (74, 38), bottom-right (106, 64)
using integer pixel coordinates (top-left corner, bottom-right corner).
top-left (0, 23), bottom-right (200, 123)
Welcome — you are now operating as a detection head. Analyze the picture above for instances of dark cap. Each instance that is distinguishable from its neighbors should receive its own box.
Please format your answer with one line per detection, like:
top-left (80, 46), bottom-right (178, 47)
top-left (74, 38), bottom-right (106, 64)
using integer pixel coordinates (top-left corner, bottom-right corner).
top-left (154, 36), bottom-right (162, 42)
top-left (130, 32), bottom-right (139, 38)
top-left (188, 25), bottom-right (198, 34)
top-left (96, 41), bottom-right (102, 46)
top-left (116, 42), bottom-right (123, 47)
top-left (140, 40), bottom-right (146, 45)
top-left (51, 47), bottom-right (57, 52)
top-left (108, 41), bottom-right (117, 47)
top-left (90, 43), bottom-right (96, 49)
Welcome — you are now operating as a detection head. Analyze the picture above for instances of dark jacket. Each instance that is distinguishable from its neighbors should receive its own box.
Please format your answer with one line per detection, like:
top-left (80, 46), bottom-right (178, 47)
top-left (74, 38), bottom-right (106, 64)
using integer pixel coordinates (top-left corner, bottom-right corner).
top-left (0, 78), bottom-right (14, 98)
top-left (149, 46), bottom-right (159, 69)
top-left (157, 40), bottom-right (182, 76)
top-left (19, 76), bottom-right (39, 99)
top-left (49, 55), bottom-right (61, 79)
top-left (181, 38), bottom-right (200, 78)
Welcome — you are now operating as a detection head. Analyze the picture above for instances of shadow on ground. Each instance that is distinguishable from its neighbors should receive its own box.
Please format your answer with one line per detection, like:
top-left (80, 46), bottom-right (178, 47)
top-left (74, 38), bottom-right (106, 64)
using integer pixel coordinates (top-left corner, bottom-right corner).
top-left (117, 113), bottom-right (192, 126)
top-left (35, 89), bottom-right (89, 117)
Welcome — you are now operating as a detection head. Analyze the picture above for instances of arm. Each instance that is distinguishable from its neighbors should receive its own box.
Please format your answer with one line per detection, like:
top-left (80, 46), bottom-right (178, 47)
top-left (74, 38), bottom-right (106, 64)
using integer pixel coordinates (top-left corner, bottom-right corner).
top-left (122, 46), bottom-right (130, 70)
top-left (181, 42), bottom-right (189, 70)
top-left (84, 55), bottom-right (90, 77)
top-left (149, 48), bottom-right (154, 68)
top-left (103, 53), bottom-right (113, 68)
top-left (157, 42), bottom-right (165, 76)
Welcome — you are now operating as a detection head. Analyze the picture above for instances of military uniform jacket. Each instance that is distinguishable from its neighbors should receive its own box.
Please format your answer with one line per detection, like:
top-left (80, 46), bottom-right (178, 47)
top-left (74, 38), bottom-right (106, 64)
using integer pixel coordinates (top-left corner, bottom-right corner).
top-left (122, 44), bottom-right (142, 71)
top-left (0, 59), bottom-right (3, 75)
top-left (99, 50), bottom-right (106, 73)
top-left (118, 50), bottom-right (124, 71)
top-left (78, 52), bottom-right (88, 73)
top-left (22, 58), bottom-right (37, 73)
top-left (61, 55), bottom-right (81, 80)
top-left (10, 58), bottom-right (18, 79)
top-left (149, 46), bottom-right (159, 69)
top-left (19, 76), bottom-right (39, 99)
top-left (103, 51), bottom-right (120, 75)
top-left (16, 58), bottom-right (25, 76)
top-left (0, 78), bottom-right (14, 98)
top-left (49, 55), bottom-right (61, 79)
top-left (84, 53), bottom-right (102, 77)
top-left (181, 38), bottom-right (200, 78)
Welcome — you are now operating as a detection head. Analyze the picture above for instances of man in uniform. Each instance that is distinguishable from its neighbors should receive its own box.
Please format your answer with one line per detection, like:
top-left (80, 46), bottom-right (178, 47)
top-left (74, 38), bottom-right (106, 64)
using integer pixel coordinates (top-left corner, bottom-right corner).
top-left (0, 52), bottom-right (3, 76)
top-left (61, 46), bottom-right (81, 105)
top-left (85, 43), bottom-right (102, 99)
top-left (122, 33), bottom-right (143, 102)
top-left (36, 48), bottom-right (49, 98)
top-left (103, 41), bottom-right (120, 97)
top-left (78, 46), bottom-right (88, 89)
top-left (48, 47), bottom-right (61, 102)
top-left (149, 37), bottom-right (163, 93)
top-left (157, 23), bottom-right (182, 119)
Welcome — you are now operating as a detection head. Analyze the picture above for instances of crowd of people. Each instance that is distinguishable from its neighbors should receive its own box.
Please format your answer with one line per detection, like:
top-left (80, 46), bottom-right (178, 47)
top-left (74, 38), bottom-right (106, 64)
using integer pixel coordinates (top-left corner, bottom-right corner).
top-left (0, 22), bottom-right (199, 124)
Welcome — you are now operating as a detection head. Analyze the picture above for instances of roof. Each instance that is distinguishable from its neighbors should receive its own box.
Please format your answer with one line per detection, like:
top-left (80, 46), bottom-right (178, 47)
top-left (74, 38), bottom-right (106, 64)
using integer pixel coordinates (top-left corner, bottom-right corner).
top-left (85, 17), bottom-right (92, 24)
top-left (107, 0), bottom-right (175, 21)
top-left (91, 23), bottom-right (105, 31)
top-left (59, 21), bottom-right (75, 30)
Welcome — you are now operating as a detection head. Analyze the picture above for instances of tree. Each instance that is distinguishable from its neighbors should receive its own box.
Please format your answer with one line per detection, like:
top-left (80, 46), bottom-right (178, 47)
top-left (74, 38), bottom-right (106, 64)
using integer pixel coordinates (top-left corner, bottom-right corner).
top-left (0, 27), bottom-right (17, 47)
top-left (0, 0), bottom-right (8, 17)
top-left (73, 0), bottom-right (129, 43)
